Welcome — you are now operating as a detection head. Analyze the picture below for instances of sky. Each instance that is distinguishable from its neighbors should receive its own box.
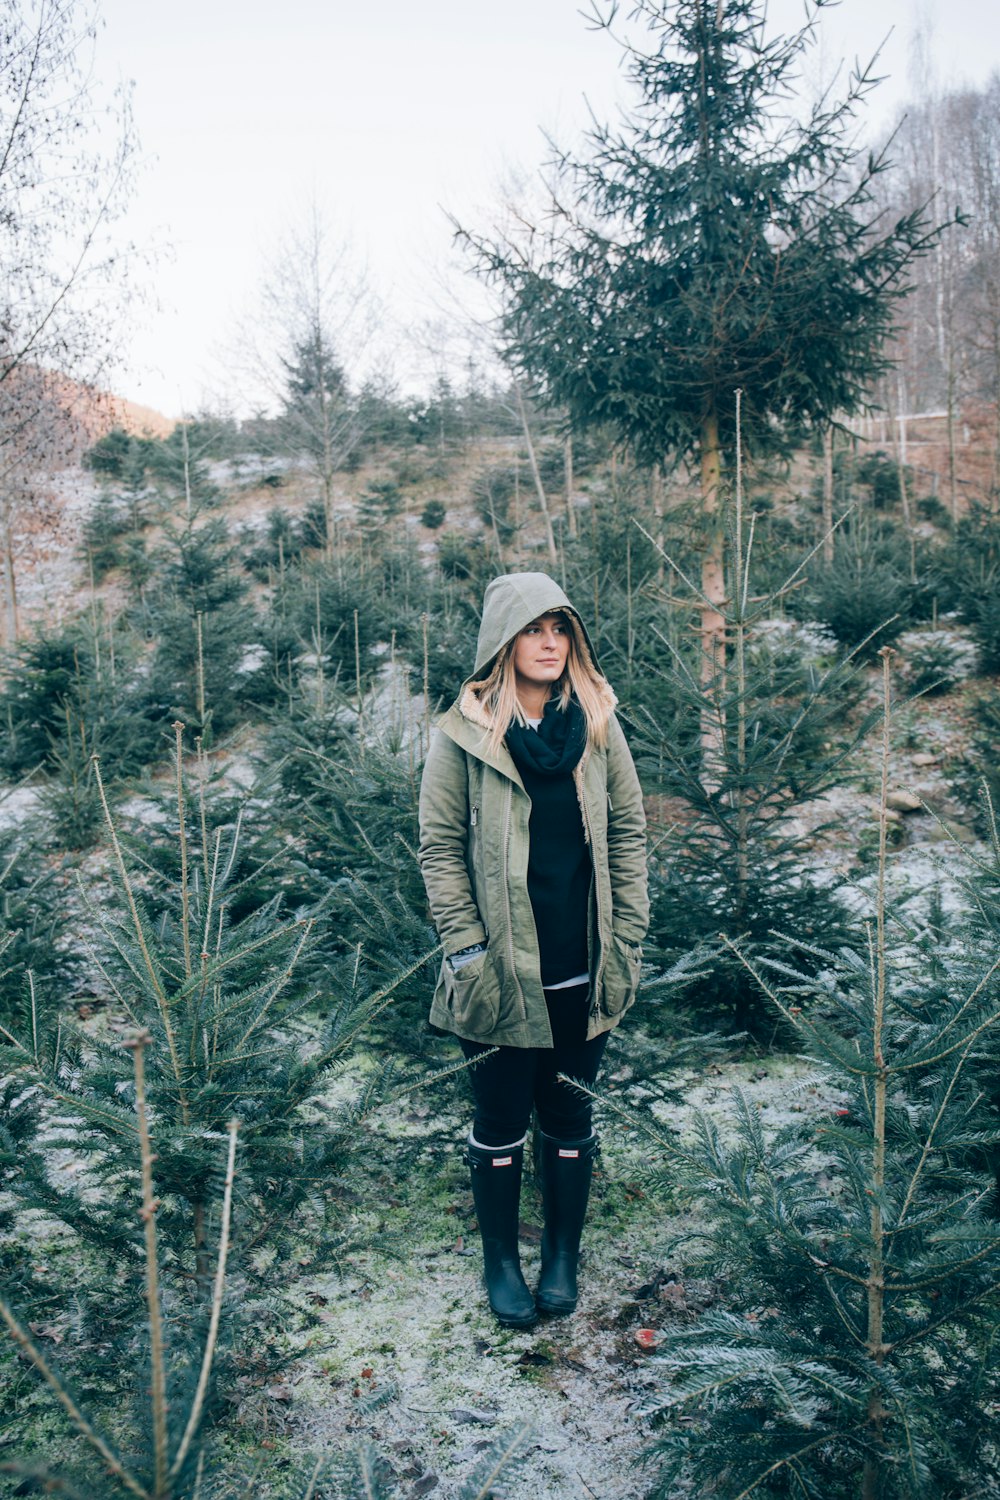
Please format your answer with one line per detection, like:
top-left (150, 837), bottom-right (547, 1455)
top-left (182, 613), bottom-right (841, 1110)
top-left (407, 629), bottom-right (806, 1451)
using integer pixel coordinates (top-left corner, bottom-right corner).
top-left (92, 0), bottom-right (1000, 419)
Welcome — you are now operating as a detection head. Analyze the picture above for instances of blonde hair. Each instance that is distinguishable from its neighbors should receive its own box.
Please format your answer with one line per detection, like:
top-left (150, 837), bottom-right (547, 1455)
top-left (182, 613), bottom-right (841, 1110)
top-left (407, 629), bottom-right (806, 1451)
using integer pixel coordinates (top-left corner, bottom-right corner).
top-left (470, 610), bottom-right (610, 759)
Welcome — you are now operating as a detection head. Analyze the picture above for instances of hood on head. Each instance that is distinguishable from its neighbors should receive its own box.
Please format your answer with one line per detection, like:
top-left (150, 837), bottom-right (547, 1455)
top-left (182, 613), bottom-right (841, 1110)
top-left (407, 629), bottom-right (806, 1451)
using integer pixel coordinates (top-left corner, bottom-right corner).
top-left (473, 572), bottom-right (600, 676)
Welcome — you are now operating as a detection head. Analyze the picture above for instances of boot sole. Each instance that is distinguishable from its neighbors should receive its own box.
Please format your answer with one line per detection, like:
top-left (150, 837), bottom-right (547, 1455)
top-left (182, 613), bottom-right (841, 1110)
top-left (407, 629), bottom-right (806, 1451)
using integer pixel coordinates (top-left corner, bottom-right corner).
top-left (536, 1298), bottom-right (576, 1318)
top-left (493, 1308), bottom-right (540, 1329)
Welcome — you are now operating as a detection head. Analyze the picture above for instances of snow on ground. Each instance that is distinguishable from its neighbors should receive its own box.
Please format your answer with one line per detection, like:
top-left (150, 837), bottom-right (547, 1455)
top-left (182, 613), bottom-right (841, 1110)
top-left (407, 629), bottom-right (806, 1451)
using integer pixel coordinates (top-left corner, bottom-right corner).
top-left (255, 1053), bottom-right (834, 1500)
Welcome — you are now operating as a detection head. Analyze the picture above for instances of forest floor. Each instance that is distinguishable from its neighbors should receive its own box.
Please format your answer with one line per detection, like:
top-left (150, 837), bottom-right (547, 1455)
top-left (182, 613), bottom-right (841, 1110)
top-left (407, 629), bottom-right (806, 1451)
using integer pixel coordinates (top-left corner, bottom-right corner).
top-left (5, 452), bottom-right (995, 1498)
top-left (229, 669), bottom-right (985, 1498)
top-left (240, 1049), bottom-right (846, 1500)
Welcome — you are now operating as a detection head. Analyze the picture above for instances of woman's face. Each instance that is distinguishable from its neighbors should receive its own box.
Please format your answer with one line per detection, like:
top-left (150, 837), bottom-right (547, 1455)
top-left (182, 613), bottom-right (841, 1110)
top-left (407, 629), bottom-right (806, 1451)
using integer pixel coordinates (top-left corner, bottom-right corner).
top-left (512, 612), bottom-right (571, 697)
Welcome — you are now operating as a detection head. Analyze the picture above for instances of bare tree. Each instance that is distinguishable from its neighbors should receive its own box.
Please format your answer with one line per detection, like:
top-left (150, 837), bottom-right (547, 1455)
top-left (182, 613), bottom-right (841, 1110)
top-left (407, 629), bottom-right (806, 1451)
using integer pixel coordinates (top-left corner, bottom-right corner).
top-left (954, 76), bottom-right (1000, 503)
top-left (235, 205), bottom-right (379, 557)
top-left (0, 0), bottom-right (139, 640)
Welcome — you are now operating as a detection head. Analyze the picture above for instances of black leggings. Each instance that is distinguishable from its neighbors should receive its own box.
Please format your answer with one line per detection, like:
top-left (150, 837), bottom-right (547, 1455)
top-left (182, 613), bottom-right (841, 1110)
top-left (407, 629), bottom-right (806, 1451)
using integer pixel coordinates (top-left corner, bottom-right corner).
top-left (459, 983), bottom-right (608, 1146)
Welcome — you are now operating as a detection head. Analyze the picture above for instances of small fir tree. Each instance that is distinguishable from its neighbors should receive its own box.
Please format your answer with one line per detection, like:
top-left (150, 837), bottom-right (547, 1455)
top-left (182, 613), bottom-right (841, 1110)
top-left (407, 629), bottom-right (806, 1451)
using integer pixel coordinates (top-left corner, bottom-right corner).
top-left (638, 650), bottom-right (1000, 1498)
top-left (0, 729), bottom-right (431, 1464)
top-left (634, 399), bottom-right (875, 1033)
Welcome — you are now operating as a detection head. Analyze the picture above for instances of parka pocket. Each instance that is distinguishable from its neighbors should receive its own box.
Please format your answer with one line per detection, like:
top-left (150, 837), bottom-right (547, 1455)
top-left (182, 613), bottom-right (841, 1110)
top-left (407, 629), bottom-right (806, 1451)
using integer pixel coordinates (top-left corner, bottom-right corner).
top-left (443, 946), bottom-right (502, 1034)
top-left (599, 933), bottom-right (642, 1018)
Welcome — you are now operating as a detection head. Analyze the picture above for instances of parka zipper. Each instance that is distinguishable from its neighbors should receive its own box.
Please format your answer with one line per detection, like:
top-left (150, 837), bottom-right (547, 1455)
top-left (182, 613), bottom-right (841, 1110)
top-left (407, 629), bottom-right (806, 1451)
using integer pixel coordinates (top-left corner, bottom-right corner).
top-left (501, 780), bottom-right (528, 1022)
top-left (579, 756), bottom-right (603, 1018)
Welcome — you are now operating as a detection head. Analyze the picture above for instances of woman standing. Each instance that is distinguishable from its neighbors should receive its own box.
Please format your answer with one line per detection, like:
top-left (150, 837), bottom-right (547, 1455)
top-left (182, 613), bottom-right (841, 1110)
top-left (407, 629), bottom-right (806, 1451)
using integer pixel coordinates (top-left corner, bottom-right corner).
top-left (418, 573), bottom-right (648, 1328)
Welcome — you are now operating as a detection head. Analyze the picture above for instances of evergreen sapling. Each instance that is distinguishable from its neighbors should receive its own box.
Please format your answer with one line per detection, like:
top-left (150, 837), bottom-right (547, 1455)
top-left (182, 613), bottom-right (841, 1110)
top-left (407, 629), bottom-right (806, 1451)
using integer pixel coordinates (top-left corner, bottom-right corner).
top-left (638, 649), bottom-right (1000, 1499)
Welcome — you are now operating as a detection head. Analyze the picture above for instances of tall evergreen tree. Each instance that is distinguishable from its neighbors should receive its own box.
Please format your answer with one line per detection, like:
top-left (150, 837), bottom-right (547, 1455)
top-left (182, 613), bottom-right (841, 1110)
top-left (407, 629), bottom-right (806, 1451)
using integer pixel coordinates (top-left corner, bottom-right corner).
top-left (463, 0), bottom-right (950, 693)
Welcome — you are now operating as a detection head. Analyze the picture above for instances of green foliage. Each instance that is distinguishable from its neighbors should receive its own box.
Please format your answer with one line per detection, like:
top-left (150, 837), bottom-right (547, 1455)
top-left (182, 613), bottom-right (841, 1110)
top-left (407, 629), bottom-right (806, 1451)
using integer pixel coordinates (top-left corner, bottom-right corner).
top-left (0, 819), bottom-right (76, 1029)
top-left (462, 0), bottom-right (946, 471)
top-left (435, 529), bottom-right (492, 584)
top-left (953, 686), bottom-right (1000, 833)
top-left (82, 427), bottom-right (156, 483)
top-left (636, 661), bottom-right (1000, 1497)
top-left (471, 463), bottom-right (520, 541)
top-left (798, 524), bottom-right (913, 656)
top-left (261, 687), bottom-right (443, 1065)
top-left (636, 506), bottom-right (871, 1034)
top-left (0, 623), bottom-right (168, 791)
top-left (0, 744), bottom-right (429, 1470)
top-left (420, 497), bottom-right (447, 529)
top-left (969, 588), bottom-right (1000, 673)
top-left (642, 823), bottom-right (1000, 1496)
top-left (936, 506), bottom-right (1000, 669)
top-left (240, 504), bottom-right (310, 581)
top-left (357, 477), bottom-right (405, 536)
top-left (136, 512), bottom-right (264, 741)
top-left (897, 626), bottom-right (979, 696)
top-left (852, 447), bottom-right (912, 510)
top-left (263, 556), bottom-right (406, 696)
top-left (79, 493), bottom-right (132, 581)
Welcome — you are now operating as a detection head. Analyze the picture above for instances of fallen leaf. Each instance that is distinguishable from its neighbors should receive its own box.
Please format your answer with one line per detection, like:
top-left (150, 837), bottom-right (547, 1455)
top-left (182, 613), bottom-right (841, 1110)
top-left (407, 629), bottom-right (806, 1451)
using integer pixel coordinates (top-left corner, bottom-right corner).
top-left (447, 1407), bottom-right (496, 1425)
top-left (409, 1473), bottom-right (439, 1497)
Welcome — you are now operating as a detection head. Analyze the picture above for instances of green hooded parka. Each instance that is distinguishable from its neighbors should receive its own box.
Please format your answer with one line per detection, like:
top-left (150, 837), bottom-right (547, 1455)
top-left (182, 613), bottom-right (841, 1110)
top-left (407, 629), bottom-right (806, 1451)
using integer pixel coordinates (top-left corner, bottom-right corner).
top-left (417, 572), bottom-right (649, 1048)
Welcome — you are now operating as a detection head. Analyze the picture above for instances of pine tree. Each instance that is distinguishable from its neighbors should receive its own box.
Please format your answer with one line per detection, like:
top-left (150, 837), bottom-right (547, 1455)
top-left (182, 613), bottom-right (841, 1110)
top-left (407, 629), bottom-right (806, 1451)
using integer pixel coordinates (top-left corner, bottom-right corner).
top-left (631, 400), bottom-right (875, 1033)
top-left (637, 651), bottom-right (1000, 1498)
top-left (0, 730), bottom-right (432, 1467)
top-left (463, 0), bottom-right (951, 703)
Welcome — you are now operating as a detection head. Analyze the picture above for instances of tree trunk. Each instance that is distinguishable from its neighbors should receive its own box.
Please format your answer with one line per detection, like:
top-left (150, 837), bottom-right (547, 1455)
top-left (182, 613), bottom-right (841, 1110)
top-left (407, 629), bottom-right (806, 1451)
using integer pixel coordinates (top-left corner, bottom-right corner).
top-left (1, 512), bottom-right (19, 645)
top-left (699, 409), bottom-right (726, 784)
top-left (822, 425), bottom-right (834, 565)
top-left (514, 381), bottom-right (558, 565)
top-left (946, 351), bottom-right (959, 522)
top-left (993, 319), bottom-right (1000, 509)
top-left (863, 649), bottom-right (894, 1500)
top-left (564, 435), bottom-right (578, 539)
top-left (651, 463), bottom-right (666, 583)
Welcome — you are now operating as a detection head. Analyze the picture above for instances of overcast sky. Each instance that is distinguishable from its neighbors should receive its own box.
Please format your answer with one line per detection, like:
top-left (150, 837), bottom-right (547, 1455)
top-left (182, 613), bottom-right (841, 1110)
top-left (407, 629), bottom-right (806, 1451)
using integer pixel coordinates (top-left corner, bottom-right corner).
top-left (94, 0), bottom-right (1000, 418)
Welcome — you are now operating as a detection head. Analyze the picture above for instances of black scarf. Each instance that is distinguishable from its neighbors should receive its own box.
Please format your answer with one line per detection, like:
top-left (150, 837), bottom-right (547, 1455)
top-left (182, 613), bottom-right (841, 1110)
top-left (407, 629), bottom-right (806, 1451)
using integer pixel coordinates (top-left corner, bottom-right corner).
top-left (506, 695), bottom-right (586, 778)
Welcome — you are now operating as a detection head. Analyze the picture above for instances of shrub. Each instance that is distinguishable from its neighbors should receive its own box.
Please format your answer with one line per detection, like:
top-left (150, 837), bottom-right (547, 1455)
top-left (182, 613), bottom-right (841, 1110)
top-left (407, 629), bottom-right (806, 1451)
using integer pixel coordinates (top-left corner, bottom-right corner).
top-left (420, 498), bottom-right (447, 529)
top-left (897, 626), bottom-right (978, 695)
top-left (436, 530), bottom-right (490, 582)
top-left (79, 494), bottom-right (131, 580)
top-left (799, 528), bottom-right (912, 656)
top-left (357, 478), bottom-right (405, 534)
top-left (953, 685), bottom-right (1000, 832)
top-left (0, 747), bottom-right (435, 1489)
top-left (241, 504), bottom-right (307, 580)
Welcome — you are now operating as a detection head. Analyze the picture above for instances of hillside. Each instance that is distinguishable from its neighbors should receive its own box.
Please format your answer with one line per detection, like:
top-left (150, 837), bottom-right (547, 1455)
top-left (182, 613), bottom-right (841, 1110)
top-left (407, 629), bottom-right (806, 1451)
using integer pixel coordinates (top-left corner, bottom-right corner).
top-left (0, 410), bottom-right (998, 1498)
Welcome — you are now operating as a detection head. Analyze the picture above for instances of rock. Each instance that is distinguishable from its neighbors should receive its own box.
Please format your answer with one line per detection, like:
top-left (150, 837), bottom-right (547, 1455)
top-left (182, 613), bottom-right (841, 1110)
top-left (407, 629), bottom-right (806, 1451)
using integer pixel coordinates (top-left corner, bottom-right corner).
top-left (409, 1474), bottom-right (439, 1497)
top-left (886, 789), bottom-right (923, 813)
top-left (911, 753), bottom-right (940, 767)
top-left (918, 817), bottom-right (978, 846)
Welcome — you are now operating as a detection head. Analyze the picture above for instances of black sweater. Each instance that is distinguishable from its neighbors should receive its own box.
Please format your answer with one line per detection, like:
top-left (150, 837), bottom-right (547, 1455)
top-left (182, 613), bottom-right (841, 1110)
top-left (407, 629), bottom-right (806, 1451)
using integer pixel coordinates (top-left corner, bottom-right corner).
top-left (515, 756), bottom-right (592, 987)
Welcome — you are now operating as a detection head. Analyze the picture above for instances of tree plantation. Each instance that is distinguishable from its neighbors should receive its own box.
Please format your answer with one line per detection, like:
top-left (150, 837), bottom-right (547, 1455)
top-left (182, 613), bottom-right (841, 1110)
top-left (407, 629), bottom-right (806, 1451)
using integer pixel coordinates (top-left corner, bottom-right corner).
top-left (3, 2), bottom-right (1000, 1497)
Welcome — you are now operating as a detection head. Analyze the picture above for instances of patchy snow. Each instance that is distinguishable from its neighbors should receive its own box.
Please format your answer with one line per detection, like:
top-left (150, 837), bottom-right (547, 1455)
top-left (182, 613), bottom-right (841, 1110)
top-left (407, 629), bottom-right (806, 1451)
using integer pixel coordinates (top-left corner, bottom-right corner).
top-left (275, 1105), bottom-right (670, 1497)
top-left (261, 1052), bottom-right (829, 1499)
top-left (0, 784), bottom-right (43, 833)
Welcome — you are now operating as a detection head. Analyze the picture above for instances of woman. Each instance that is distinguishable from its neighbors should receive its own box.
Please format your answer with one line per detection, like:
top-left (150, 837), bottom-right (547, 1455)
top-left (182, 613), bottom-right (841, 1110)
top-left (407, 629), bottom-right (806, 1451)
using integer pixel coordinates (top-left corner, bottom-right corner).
top-left (418, 572), bottom-right (648, 1328)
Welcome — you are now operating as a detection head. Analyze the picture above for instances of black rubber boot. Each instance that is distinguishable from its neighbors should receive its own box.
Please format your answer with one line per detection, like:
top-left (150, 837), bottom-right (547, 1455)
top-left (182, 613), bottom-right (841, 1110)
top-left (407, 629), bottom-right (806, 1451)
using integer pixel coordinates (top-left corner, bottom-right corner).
top-left (536, 1132), bottom-right (598, 1317)
top-left (466, 1139), bottom-right (538, 1329)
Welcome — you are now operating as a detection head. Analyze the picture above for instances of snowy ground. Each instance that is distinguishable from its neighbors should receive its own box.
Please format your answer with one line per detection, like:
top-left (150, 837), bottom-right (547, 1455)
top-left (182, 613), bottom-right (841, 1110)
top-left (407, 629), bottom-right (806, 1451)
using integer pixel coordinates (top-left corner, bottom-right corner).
top-left (226, 1051), bottom-right (847, 1500)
